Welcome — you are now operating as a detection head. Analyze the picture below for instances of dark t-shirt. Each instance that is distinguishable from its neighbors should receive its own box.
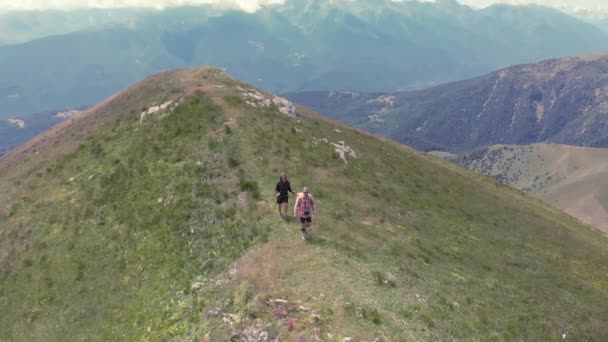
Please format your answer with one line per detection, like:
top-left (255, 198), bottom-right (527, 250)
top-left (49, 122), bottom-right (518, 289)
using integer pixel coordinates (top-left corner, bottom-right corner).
top-left (275, 181), bottom-right (293, 197)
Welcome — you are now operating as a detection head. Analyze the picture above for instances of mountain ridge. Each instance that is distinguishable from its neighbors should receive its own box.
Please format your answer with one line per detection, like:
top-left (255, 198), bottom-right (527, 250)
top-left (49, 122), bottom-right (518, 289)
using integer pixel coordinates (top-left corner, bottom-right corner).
top-left (286, 53), bottom-right (608, 152)
top-left (2, 0), bottom-right (608, 119)
top-left (1, 67), bottom-right (607, 340)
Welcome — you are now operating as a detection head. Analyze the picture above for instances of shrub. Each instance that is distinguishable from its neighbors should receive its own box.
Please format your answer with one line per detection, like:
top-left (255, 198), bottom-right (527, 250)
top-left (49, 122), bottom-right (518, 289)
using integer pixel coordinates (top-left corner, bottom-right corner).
top-left (239, 179), bottom-right (261, 200)
top-left (228, 156), bottom-right (241, 168)
top-left (420, 309), bottom-right (435, 328)
top-left (361, 306), bottom-right (382, 325)
top-left (372, 270), bottom-right (396, 288)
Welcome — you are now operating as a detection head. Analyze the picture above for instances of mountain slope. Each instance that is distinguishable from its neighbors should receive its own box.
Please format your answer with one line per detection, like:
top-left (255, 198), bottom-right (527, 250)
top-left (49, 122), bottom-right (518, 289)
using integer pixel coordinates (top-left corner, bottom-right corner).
top-left (0, 109), bottom-right (78, 156)
top-left (0, 8), bottom-right (152, 46)
top-left (287, 53), bottom-right (608, 152)
top-left (2, 0), bottom-right (608, 119)
top-left (459, 143), bottom-right (608, 232)
top-left (1, 68), bottom-right (607, 340)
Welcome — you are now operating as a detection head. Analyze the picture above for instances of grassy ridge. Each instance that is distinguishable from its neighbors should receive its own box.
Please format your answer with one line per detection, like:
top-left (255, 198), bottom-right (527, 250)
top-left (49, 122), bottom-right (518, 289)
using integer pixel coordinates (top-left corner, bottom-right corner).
top-left (0, 94), bottom-right (273, 339)
top-left (1, 72), bottom-right (607, 340)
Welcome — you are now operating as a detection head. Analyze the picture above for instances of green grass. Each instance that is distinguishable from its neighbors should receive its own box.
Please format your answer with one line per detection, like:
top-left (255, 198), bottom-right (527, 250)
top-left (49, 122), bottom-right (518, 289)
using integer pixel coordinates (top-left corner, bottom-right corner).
top-left (0, 94), bottom-right (273, 339)
top-left (1, 73), bottom-right (607, 340)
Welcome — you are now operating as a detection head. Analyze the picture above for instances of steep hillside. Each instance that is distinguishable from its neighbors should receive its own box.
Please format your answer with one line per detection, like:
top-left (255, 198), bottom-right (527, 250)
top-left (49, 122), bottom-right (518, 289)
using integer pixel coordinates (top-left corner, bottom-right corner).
top-left (2, 0), bottom-right (608, 118)
top-left (1, 69), bottom-right (607, 340)
top-left (287, 53), bottom-right (608, 152)
top-left (459, 143), bottom-right (608, 232)
top-left (0, 109), bottom-right (78, 155)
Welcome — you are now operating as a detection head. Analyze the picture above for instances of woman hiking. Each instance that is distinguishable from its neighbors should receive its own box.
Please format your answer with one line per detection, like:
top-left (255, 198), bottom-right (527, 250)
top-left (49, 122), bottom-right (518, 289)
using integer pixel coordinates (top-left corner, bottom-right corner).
top-left (275, 173), bottom-right (294, 218)
top-left (294, 187), bottom-right (317, 241)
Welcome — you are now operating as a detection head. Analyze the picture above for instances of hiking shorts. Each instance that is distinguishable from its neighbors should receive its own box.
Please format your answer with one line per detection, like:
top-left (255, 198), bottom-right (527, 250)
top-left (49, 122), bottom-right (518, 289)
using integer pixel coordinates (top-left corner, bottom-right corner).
top-left (277, 195), bottom-right (289, 204)
top-left (300, 216), bottom-right (312, 224)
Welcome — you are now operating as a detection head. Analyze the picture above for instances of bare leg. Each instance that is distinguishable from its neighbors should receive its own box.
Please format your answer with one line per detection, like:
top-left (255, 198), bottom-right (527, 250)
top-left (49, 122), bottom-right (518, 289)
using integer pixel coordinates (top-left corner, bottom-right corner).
top-left (301, 220), bottom-right (307, 240)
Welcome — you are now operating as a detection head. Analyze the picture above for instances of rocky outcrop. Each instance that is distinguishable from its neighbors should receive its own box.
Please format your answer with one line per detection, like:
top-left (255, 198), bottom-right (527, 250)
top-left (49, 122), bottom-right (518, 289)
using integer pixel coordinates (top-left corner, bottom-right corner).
top-left (139, 99), bottom-right (183, 123)
top-left (241, 87), bottom-right (297, 117)
top-left (7, 119), bottom-right (25, 128)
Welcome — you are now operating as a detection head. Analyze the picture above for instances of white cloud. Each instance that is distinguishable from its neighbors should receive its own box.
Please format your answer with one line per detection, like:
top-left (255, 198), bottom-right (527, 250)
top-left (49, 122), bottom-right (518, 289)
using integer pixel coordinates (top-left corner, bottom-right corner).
top-left (0, 0), bottom-right (286, 12)
top-left (457, 0), bottom-right (608, 14)
top-left (0, 0), bottom-right (607, 14)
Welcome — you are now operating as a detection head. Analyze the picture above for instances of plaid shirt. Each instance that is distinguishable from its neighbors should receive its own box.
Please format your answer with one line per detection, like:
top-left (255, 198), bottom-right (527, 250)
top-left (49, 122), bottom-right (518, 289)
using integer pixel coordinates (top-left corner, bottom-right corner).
top-left (295, 194), bottom-right (315, 218)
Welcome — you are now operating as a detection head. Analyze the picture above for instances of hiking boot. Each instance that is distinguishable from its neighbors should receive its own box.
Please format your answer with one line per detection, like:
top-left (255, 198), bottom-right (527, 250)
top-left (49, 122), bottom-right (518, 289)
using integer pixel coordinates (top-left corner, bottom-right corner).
top-left (301, 230), bottom-right (308, 241)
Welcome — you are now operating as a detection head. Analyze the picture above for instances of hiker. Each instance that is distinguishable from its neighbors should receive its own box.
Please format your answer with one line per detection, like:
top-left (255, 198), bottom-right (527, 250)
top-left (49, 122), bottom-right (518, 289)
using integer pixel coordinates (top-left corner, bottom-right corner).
top-left (275, 172), bottom-right (294, 218)
top-left (294, 187), bottom-right (317, 241)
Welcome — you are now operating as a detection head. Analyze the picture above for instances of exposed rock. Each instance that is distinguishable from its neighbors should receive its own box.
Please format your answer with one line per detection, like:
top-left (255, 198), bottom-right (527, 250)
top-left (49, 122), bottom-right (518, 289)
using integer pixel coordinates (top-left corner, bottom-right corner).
top-left (415, 293), bottom-right (426, 302)
top-left (368, 113), bottom-right (385, 124)
top-left (53, 109), bottom-right (82, 119)
top-left (222, 313), bottom-right (241, 326)
top-left (7, 119), bottom-right (25, 128)
top-left (140, 99), bottom-right (182, 123)
top-left (232, 323), bottom-right (270, 342)
top-left (297, 305), bottom-right (310, 312)
top-left (268, 298), bottom-right (289, 304)
top-left (367, 95), bottom-right (395, 107)
top-left (331, 141), bottom-right (357, 164)
top-left (272, 96), bottom-right (296, 117)
top-left (242, 89), bottom-right (297, 117)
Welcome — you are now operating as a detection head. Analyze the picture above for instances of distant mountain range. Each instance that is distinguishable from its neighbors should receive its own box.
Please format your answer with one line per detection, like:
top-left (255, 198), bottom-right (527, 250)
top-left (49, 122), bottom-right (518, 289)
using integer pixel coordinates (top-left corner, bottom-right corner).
top-left (287, 53), bottom-right (608, 152)
top-left (286, 52), bottom-right (608, 232)
top-left (0, 8), bottom-right (155, 46)
top-left (1, 0), bottom-right (608, 119)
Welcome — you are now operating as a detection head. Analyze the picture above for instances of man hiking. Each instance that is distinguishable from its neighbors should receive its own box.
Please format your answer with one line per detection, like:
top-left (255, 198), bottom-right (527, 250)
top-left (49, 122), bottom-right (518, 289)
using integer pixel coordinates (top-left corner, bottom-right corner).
top-left (294, 187), bottom-right (317, 241)
top-left (275, 172), bottom-right (294, 218)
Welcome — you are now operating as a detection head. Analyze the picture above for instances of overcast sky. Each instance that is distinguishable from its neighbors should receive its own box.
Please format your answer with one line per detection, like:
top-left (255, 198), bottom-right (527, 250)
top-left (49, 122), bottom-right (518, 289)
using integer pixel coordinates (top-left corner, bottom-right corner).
top-left (0, 0), bottom-right (606, 14)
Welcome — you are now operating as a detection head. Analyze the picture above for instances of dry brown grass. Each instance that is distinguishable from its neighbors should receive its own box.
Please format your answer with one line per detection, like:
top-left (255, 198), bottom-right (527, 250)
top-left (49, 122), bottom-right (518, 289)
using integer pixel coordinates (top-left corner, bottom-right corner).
top-left (236, 242), bottom-right (286, 294)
